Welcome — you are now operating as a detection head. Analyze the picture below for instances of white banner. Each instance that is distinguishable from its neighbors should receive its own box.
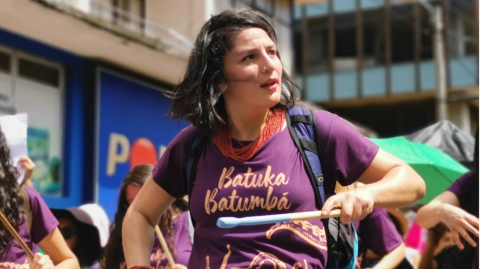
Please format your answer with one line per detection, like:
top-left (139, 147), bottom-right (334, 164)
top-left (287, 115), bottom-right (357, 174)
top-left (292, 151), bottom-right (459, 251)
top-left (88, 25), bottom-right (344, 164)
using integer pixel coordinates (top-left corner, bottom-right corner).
top-left (0, 114), bottom-right (28, 184)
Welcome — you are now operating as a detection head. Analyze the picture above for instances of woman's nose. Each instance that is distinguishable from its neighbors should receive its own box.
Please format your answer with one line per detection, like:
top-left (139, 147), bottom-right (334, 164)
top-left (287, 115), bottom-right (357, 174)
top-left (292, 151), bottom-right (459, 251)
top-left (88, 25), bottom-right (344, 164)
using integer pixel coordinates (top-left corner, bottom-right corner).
top-left (260, 52), bottom-right (275, 73)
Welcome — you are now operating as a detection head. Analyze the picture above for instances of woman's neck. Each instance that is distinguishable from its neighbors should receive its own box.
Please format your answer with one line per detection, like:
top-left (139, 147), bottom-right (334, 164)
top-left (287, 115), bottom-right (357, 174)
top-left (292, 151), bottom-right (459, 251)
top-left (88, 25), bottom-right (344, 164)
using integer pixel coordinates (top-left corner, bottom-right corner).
top-left (225, 107), bottom-right (269, 141)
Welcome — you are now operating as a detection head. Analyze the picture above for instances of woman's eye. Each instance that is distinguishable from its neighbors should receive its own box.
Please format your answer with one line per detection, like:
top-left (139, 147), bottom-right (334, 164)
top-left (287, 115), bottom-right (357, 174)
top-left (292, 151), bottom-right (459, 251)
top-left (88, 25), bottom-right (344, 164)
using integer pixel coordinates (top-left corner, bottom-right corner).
top-left (242, 54), bottom-right (255, 61)
top-left (269, 49), bottom-right (277, 55)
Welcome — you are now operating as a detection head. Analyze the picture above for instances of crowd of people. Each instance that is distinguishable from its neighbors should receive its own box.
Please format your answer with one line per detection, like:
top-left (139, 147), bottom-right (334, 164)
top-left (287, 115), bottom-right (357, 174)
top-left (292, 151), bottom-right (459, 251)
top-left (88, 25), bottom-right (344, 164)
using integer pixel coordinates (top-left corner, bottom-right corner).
top-left (0, 9), bottom-right (477, 269)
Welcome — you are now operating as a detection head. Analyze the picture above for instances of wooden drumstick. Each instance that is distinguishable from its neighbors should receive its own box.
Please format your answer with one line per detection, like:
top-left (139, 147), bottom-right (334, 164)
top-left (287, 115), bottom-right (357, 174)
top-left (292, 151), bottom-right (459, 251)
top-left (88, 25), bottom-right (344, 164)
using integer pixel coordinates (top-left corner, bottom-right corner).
top-left (154, 225), bottom-right (175, 268)
top-left (0, 210), bottom-right (33, 260)
top-left (217, 209), bottom-right (342, 228)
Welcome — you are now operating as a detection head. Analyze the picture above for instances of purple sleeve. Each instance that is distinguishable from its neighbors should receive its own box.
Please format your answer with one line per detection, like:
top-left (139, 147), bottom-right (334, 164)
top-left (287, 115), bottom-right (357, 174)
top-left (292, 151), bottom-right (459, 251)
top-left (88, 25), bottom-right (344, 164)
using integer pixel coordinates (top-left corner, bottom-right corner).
top-left (152, 125), bottom-right (198, 198)
top-left (362, 208), bottom-right (403, 256)
top-left (447, 172), bottom-right (474, 209)
top-left (26, 187), bottom-right (59, 244)
top-left (314, 111), bottom-right (379, 194)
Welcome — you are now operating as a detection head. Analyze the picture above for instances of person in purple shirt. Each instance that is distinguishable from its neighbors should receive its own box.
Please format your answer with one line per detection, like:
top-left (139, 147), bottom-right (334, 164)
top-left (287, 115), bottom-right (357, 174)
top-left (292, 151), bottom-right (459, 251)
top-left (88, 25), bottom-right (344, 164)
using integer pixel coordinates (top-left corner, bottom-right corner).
top-left (101, 165), bottom-right (191, 269)
top-left (122, 10), bottom-right (425, 269)
top-left (417, 130), bottom-right (479, 269)
top-left (0, 127), bottom-right (79, 269)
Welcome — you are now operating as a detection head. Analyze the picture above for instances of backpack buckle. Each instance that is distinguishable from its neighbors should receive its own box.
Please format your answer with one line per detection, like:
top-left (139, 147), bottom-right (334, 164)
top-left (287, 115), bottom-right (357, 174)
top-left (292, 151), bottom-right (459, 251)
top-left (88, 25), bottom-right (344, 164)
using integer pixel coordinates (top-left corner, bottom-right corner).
top-left (316, 175), bottom-right (324, 185)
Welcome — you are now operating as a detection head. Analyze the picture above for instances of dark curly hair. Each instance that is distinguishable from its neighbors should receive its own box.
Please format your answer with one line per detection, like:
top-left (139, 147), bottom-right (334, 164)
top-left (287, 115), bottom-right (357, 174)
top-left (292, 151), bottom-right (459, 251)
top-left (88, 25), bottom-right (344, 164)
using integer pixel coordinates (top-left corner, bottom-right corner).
top-left (102, 165), bottom-right (188, 269)
top-left (0, 125), bottom-right (24, 254)
top-left (169, 9), bottom-right (299, 138)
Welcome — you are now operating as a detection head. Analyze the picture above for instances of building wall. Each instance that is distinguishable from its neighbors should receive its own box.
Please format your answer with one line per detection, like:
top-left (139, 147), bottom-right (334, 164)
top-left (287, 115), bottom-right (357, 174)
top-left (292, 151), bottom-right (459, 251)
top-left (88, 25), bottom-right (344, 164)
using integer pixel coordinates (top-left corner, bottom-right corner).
top-left (294, 1), bottom-right (478, 136)
top-left (146, 0), bottom-right (206, 41)
top-left (0, 28), bottom-right (90, 208)
top-left (147, 0), bottom-right (295, 75)
top-left (0, 28), bottom-right (187, 218)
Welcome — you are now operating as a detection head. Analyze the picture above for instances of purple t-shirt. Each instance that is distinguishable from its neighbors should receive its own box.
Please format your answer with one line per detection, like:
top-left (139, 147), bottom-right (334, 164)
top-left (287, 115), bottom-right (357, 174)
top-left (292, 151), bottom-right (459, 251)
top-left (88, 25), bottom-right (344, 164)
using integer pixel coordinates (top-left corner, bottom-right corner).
top-left (121, 211), bottom-right (192, 269)
top-left (0, 187), bottom-right (59, 268)
top-left (353, 208), bottom-right (403, 267)
top-left (153, 109), bottom-right (379, 269)
top-left (447, 172), bottom-right (479, 269)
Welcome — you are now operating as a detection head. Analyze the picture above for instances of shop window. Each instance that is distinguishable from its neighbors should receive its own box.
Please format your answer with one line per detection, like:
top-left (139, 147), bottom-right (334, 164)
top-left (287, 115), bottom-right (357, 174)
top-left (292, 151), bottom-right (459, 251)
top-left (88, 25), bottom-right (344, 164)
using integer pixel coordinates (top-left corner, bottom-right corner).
top-left (309, 26), bottom-right (327, 65)
top-left (391, 5), bottom-right (414, 63)
top-left (15, 54), bottom-right (64, 196)
top-left (18, 58), bottom-right (60, 88)
top-left (0, 51), bottom-right (11, 74)
top-left (363, 9), bottom-right (386, 67)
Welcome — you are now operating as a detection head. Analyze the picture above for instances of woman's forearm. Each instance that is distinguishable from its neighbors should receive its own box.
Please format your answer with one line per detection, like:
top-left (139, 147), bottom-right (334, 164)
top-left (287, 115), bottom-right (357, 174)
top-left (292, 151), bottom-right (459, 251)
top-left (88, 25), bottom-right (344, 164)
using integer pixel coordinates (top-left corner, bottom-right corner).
top-left (358, 165), bottom-right (425, 208)
top-left (416, 201), bottom-right (444, 228)
top-left (372, 243), bottom-right (406, 269)
top-left (54, 257), bottom-right (80, 269)
top-left (123, 209), bottom-right (155, 267)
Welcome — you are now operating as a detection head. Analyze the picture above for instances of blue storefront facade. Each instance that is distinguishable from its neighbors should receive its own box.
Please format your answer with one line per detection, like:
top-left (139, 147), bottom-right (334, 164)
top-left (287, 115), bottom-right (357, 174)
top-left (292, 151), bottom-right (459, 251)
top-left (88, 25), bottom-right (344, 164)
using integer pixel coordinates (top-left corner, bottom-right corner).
top-left (0, 27), bottom-right (187, 220)
top-left (95, 70), bottom-right (188, 220)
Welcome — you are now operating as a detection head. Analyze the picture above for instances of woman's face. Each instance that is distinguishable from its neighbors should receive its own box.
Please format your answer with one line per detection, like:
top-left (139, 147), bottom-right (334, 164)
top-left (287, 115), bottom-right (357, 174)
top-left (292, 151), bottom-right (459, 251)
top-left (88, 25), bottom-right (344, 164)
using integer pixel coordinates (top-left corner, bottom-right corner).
top-left (222, 27), bottom-right (283, 113)
top-left (125, 184), bottom-right (142, 205)
top-left (58, 217), bottom-right (78, 250)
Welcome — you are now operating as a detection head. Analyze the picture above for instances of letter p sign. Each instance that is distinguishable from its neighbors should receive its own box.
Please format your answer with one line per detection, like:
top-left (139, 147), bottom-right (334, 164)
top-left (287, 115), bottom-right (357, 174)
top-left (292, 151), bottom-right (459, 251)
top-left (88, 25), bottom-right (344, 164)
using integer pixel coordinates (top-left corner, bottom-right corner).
top-left (106, 133), bottom-right (129, 176)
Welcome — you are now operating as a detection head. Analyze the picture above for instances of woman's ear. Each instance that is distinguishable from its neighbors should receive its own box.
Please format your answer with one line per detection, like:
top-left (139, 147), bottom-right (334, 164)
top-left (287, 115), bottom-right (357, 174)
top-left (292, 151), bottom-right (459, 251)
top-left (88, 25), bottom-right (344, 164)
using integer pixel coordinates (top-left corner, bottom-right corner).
top-left (219, 83), bottom-right (228, 93)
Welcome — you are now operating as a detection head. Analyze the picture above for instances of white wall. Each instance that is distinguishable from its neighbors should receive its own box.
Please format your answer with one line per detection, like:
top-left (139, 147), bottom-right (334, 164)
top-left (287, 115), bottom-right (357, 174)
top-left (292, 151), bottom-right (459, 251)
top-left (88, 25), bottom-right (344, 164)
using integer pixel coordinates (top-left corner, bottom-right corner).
top-left (146, 0), bottom-right (206, 42)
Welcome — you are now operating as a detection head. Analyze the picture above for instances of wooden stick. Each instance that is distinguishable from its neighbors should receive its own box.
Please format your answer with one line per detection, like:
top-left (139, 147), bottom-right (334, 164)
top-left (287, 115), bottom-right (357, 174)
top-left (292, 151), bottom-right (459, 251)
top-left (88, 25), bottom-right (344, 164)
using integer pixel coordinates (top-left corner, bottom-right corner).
top-left (217, 209), bottom-right (342, 228)
top-left (0, 210), bottom-right (33, 260)
top-left (154, 226), bottom-right (175, 268)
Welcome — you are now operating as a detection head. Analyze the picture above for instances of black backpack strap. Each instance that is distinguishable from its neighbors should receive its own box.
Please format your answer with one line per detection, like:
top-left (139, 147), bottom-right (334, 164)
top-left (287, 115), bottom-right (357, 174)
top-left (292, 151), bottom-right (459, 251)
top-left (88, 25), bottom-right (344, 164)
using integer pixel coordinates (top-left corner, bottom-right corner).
top-left (288, 107), bottom-right (358, 269)
top-left (185, 132), bottom-right (208, 227)
top-left (286, 107), bottom-right (326, 209)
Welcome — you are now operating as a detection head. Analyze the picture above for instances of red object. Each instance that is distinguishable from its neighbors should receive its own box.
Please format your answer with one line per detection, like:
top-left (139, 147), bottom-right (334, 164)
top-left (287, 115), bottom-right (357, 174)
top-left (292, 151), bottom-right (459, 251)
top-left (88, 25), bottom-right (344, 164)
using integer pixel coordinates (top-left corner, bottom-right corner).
top-left (212, 108), bottom-right (286, 162)
top-left (129, 266), bottom-right (152, 269)
top-left (129, 138), bottom-right (158, 167)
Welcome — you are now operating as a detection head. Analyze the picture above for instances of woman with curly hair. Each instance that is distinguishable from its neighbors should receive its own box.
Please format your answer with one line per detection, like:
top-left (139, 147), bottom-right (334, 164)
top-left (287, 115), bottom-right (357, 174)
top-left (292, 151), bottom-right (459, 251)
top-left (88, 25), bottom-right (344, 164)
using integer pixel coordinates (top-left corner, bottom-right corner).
top-left (0, 125), bottom-right (79, 269)
top-left (122, 9), bottom-right (425, 269)
top-left (102, 164), bottom-right (191, 269)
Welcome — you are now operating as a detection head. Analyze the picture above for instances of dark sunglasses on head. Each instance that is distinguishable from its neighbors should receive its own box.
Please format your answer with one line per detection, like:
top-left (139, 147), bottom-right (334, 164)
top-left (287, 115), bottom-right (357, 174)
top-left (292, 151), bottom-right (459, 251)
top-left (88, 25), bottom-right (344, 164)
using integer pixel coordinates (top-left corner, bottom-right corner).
top-left (59, 226), bottom-right (77, 240)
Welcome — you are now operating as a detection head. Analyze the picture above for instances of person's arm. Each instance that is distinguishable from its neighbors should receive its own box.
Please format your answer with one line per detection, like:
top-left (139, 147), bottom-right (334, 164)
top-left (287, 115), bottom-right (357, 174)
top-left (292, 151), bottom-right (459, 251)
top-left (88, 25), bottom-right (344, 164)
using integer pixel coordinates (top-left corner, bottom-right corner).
top-left (36, 228), bottom-right (80, 269)
top-left (417, 230), bottom-right (439, 269)
top-left (416, 191), bottom-right (479, 250)
top-left (123, 177), bottom-right (175, 268)
top-left (322, 149), bottom-right (426, 224)
top-left (416, 191), bottom-right (460, 228)
top-left (371, 242), bottom-right (406, 269)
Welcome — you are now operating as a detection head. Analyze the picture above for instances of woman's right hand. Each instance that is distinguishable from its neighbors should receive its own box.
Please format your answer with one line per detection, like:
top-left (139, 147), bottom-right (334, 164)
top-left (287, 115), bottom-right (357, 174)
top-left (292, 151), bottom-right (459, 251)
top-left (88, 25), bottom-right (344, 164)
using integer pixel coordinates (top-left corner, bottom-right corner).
top-left (28, 253), bottom-right (55, 269)
top-left (439, 203), bottom-right (479, 249)
top-left (321, 189), bottom-right (374, 224)
top-left (18, 156), bottom-right (35, 187)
